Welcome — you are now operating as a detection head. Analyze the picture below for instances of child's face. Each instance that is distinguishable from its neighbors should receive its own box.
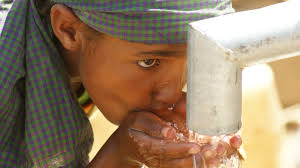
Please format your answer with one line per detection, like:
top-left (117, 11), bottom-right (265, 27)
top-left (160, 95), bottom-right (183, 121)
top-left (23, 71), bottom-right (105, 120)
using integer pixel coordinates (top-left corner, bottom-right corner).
top-left (79, 34), bottom-right (187, 125)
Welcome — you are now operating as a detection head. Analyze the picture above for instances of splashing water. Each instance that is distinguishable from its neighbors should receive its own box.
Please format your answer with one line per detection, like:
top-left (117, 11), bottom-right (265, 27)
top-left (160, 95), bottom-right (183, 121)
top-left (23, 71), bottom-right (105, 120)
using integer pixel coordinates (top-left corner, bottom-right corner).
top-left (193, 155), bottom-right (198, 168)
top-left (139, 122), bottom-right (242, 168)
top-left (190, 153), bottom-right (241, 168)
top-left (186, 130), bottom-right (242, 168)
top-left (219, 154), bottom-right (242, 168)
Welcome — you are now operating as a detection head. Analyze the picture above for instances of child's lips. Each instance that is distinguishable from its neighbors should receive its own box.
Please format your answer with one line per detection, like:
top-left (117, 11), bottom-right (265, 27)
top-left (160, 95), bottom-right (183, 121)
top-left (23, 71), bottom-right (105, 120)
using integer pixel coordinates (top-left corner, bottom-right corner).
top-left (151, 101), bottom-right (177, 112)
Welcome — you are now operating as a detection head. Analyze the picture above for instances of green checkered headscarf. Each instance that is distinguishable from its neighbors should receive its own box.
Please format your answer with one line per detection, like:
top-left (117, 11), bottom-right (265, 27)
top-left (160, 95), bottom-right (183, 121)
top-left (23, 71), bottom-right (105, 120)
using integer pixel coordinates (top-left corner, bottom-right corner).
top-left (56, 0), bottom-right (234, 43)
top-left (0, 0), bottom-right (233, 167)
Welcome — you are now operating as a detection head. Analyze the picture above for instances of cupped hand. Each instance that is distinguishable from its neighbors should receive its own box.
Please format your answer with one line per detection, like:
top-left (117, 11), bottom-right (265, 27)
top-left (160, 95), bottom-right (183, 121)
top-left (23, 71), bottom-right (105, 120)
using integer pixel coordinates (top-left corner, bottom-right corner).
top-left (154, 92), bottom-right (243, 168)
top-left (88, 111), bottom-right (205, 168)
top-left (195, 135), bottom-right (242, 168)
top-left (88, 92), bottom-right (242, 168)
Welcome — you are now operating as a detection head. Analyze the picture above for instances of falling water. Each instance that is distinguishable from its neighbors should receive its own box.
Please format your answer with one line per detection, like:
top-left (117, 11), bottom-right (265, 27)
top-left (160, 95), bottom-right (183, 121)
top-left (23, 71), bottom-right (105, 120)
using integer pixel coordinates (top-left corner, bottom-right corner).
top-left (188, 130), bottom-right (242, 168)
top-left (218, 154), bottom-right (241, 168)
top-left (139, 122), bottom-right (242, 168)
top-left (193, 154), bottom-right (197, 168)
top-left (174, 128), bottom-right (242, 168)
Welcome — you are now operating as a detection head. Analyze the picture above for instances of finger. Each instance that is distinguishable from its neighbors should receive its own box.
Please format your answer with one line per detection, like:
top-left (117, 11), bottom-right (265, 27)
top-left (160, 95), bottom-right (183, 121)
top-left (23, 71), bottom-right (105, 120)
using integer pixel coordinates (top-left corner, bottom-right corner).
top-left (216, 142), bottom-right (227, 157)
top-left (128, 111), bottom-right (177, 139)
top-left (229, 135), bottom-right (242, 149)
top-left (196, 135), bottom-right (213, 144)
top-left (211, 135), bottom-right (241, 156)
top-left (201, 144), bottom-right (217, 160)
top-left (146, 153), bottom-right (204, 168)
top-left (216, 138), bottom-right (236, 157)
top-left (129, 129), bottom-right (201, 160)
top-left (207, 157), bottom-right (221, 168)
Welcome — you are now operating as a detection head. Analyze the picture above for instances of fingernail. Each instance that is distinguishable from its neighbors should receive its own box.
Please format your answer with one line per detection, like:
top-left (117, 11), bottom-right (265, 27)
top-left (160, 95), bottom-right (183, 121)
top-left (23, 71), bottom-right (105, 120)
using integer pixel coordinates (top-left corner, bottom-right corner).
top-left (188, 146), bottom-right (201, 154)
top-left (162, 127), bottom-right (176, 138)
top-left (230, 136), bottom-right (242, 148)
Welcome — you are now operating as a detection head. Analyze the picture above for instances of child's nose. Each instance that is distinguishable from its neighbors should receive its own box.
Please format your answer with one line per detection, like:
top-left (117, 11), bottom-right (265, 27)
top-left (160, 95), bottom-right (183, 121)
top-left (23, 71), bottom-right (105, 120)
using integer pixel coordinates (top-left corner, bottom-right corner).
top-left (152, 76), bottom-right (185, 111)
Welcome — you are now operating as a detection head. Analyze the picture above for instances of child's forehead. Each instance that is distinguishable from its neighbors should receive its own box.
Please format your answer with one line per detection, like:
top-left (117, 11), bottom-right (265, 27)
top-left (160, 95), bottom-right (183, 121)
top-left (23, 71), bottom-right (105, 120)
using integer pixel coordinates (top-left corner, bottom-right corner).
top-left (102, 33), bottom-right (187, 51)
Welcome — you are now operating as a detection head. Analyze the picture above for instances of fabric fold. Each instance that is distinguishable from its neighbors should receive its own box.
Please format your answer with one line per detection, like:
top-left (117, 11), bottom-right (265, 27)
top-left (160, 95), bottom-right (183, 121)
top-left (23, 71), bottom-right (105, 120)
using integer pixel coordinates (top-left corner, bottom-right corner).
top-left (0, 0), bottom-right (93, 167)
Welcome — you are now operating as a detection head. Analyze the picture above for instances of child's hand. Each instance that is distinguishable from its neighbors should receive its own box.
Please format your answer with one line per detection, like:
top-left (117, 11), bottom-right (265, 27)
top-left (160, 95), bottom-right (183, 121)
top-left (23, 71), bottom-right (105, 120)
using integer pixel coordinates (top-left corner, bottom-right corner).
top-left (100, 111), bottom-right (204, 168)
top-left (153, 92), bottom-right (243, 168)
top-left (88, 92), bottom-right (242, 168)
top-left (195, 135), bottom-right (242, 168)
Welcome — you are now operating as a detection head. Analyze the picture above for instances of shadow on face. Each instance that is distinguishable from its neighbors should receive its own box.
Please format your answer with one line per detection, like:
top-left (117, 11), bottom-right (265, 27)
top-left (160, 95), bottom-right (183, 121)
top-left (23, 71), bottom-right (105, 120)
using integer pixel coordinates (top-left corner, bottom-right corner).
top-left (79, 34), bottom-right (187, 125)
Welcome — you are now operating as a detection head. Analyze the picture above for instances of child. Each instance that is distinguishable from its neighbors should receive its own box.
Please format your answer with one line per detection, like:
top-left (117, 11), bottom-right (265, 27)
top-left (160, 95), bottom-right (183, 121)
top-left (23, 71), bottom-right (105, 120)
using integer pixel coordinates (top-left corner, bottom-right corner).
top-left (0, 0), bottom-right (241, 167)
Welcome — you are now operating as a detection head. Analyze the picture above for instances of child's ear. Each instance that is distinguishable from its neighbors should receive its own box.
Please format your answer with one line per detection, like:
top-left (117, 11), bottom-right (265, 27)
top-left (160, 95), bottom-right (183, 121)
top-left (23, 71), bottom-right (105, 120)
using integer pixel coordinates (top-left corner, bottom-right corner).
top-left (50, 4), bottom-right (82, 51)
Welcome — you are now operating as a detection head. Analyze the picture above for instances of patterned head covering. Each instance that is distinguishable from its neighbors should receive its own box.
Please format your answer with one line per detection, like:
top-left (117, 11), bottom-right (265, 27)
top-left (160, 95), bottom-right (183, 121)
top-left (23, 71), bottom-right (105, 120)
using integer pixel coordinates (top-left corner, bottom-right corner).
top-left (0, 0), bottom-right (233, 167)
top-left (55, 0), bottom-right (234, 44)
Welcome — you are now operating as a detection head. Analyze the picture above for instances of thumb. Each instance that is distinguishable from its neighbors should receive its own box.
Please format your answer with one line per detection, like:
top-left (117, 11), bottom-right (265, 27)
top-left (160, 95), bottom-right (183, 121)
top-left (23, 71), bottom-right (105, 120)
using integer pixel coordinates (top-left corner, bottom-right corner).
top-left (128, 111), bottom-right (177, 139)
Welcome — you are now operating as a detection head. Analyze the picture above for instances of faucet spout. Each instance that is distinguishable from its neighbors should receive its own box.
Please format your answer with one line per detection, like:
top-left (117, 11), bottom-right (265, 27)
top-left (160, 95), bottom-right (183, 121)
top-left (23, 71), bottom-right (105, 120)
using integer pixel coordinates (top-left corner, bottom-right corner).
top-left (187, 1), bottom-right (300, 135)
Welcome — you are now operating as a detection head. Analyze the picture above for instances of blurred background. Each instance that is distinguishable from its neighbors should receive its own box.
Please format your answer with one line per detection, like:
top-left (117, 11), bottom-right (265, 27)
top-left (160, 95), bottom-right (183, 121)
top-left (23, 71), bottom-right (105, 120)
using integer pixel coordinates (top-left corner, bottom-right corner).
top-left (1, 0), bottom-right (300, 167)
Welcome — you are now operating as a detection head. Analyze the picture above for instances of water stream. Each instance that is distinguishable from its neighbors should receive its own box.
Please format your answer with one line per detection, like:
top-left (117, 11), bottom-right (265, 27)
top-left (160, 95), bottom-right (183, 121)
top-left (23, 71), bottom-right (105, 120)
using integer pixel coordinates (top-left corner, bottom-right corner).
top-left (178, 130), bottom-right (242, 168)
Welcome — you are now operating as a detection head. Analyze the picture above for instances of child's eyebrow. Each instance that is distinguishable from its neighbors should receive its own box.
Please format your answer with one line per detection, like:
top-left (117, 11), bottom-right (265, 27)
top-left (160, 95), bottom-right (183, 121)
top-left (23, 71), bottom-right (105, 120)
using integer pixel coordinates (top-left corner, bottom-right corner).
top-left (135, 50), bottom-right (186, 58)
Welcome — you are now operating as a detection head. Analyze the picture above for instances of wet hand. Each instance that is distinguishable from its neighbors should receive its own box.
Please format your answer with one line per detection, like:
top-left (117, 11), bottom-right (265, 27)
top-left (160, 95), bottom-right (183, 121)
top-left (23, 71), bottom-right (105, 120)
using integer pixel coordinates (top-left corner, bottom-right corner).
top-left (88, 110), bottom-right (205, 168)
top-left (197, 135), bottom-right (242, 168)
top-left (154, 92), bottom-right (243, 168)
top-left (114, 111), bottom-right (205, 168)
top-left (88, 92), bottom-right (242, 168)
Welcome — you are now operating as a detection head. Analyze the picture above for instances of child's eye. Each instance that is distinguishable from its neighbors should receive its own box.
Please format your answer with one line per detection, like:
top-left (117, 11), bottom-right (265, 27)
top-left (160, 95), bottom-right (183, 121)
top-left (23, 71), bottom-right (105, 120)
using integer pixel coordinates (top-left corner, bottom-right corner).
top-left (137, 59), bottom-right (160, 68)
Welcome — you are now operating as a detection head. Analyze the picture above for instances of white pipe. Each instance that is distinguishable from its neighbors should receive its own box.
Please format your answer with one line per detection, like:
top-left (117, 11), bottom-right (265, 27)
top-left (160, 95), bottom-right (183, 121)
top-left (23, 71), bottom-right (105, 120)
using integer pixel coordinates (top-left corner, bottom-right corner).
top-left (187, 1), bottom-right (300, 136)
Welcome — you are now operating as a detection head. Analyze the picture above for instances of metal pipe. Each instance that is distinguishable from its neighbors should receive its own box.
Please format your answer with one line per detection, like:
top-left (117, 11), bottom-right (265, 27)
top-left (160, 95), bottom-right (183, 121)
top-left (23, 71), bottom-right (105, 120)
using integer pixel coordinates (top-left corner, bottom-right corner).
top-left (187, 1), bottom-right (300, 136)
